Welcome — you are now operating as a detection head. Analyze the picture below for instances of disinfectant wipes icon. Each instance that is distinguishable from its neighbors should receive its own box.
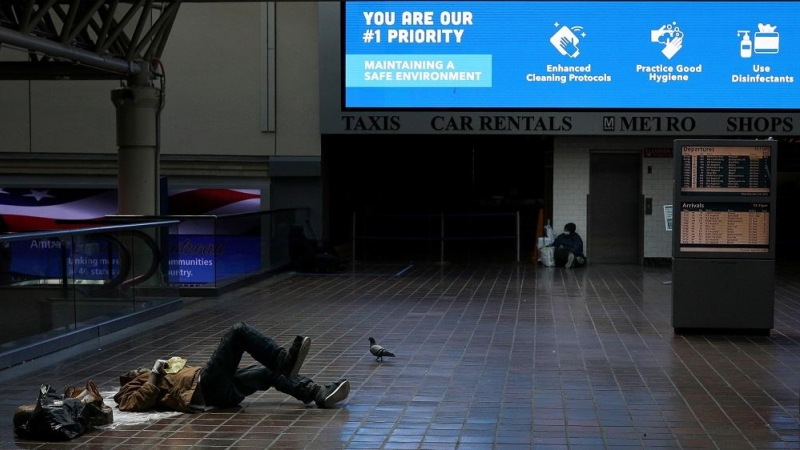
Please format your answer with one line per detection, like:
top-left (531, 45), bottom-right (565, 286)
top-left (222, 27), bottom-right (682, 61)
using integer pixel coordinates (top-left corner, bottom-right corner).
top-left (753, 23), bottom-right (779, 54)
top-left (550, 23), bottom-right (584, 58)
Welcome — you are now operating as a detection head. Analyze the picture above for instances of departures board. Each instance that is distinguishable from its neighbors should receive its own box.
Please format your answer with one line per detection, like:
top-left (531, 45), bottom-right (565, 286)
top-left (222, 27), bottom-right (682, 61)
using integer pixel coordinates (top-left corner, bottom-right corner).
top-left (680, 145), bottom-right (771, 195)
top-left (673, 139), bottom-right (776, 259)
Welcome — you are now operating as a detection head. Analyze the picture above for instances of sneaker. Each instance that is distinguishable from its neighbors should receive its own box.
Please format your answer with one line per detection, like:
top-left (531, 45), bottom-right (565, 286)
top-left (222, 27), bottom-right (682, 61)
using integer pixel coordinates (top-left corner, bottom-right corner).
top-left (284, 336), bottom-right (311, 377)
top-left (314, 378), bottom-right (350, 408)
top-left (565, 253), bottom-right (575, 269)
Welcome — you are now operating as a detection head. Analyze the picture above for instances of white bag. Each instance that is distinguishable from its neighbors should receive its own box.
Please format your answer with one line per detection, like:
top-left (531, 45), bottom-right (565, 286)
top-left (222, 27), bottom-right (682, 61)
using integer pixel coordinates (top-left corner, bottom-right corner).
top-left (540, 246), bottom-right (555, 267)
top-left (544, 223), bottom-right (555, 241)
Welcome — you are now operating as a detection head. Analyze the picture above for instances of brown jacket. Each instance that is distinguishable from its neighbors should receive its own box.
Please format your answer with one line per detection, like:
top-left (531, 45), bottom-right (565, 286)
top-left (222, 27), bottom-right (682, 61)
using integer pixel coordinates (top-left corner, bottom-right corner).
top-left (114, 365), bottom-right (203, 413)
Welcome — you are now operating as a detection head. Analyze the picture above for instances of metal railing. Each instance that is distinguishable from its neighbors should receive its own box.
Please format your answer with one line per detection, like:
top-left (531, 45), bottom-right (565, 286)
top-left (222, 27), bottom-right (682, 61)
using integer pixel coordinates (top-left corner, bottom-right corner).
top-left (52, 207), bottom-right (311, 290)
top-left (353, 211), bottom-right (521, 263)
top-left (154, 207), bottom-right (310, 290)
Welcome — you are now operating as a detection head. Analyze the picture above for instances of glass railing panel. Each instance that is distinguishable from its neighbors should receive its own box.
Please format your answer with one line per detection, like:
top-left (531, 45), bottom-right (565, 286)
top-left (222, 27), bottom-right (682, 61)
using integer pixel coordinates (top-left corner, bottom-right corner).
top-left (156, 208), bottom-right (310, 287)
top-left (126, 224), bottom-right (181, 310)
top-left (0, 220), bottom-right (180, 356)
top-left (170, 217), bottom-right (217, 288)
top-left (68, 231), bottom-right (134, 329)
top-left (214, 213), bottom-right (265, 282)
top-left (0, 234), bottom-right (75, 348)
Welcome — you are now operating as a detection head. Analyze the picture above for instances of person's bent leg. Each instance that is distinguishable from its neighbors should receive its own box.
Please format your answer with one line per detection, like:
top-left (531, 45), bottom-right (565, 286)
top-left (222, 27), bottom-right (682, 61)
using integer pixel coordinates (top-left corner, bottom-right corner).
top-left (234, 366), bottom-right (318, 404)
top-left (226, 364), bottom-right (350, 409)
top-left (205, 322), bottom-right (306, 378)
top-left (200, 324), bottom-right (251, 407)
top-left (200, 325), bottom-right (255, 407)
top-left (201, 322), bottom-right (290, 406)
top-left (231, 365), bottom-right (275, 397)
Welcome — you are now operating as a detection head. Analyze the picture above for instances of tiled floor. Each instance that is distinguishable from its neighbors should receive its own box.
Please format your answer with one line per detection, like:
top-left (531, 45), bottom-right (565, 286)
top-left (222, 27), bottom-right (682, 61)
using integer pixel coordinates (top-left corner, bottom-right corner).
top-left (1, 262), bottom-right (799, 449)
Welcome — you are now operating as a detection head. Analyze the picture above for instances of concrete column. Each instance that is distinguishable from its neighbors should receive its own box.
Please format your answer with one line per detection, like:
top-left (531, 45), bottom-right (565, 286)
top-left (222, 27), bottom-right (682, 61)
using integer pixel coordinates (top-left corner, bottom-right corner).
top-left (111, 81), bottom-right (161, 215)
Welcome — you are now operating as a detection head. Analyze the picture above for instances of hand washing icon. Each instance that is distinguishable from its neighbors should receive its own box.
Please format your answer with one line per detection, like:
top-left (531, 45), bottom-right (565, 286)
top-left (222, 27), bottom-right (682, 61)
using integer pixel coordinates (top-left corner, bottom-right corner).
top-left (651, 22), bottom-right (684, 60)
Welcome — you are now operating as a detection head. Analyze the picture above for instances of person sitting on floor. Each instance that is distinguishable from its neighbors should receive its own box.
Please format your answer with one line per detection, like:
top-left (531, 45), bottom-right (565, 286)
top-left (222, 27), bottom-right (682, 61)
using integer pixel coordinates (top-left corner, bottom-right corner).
top-left (114, 322), bottom-right (350, 412)
top-left (550, 222), bottom-right (586, 269)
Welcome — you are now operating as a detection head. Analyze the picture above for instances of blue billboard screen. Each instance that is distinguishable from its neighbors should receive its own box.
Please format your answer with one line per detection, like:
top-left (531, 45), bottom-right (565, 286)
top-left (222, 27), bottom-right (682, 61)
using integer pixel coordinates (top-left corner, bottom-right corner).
top-left (344, 1), bottom-right (799, 109)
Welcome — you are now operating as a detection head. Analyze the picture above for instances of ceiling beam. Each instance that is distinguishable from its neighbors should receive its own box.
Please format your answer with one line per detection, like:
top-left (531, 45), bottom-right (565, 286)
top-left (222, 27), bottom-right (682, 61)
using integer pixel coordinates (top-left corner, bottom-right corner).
top-left (0, 61), bottom-right (128, 79)
top-left (0, 26), bottom-right (141, 74)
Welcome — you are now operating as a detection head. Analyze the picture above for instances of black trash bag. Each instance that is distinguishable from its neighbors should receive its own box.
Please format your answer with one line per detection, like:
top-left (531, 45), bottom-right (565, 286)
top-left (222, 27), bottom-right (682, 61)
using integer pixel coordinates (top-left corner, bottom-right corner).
top-left (14, 384), bottom-right (90, 441)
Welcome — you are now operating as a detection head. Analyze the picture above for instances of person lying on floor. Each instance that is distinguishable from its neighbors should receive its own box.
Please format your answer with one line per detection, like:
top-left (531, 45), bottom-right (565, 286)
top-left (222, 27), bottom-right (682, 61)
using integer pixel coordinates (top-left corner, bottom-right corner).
top-left (114, 322), bottom-right (350, 412)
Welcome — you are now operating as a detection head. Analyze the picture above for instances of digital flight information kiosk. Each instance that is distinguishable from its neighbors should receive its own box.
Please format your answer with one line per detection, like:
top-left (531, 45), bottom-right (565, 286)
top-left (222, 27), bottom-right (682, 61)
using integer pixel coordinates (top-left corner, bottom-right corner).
top-left (672, 139), bottom-right (777, 334)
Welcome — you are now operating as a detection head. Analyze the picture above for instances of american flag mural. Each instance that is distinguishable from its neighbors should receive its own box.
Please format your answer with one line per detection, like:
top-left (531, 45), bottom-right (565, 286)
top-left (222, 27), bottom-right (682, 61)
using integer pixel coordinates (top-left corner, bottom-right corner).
top-left (0, 187), bottom-right (261, 232)
top-left (0, 188), bottom-right (117, 232)
top-left (167, 188), bottom-right (261, 216)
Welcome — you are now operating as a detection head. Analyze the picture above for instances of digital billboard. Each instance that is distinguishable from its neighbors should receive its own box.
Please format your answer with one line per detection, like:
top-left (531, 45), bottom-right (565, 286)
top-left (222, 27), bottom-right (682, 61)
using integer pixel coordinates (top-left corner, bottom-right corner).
top-left (344, 1), bottom-right (799, 109)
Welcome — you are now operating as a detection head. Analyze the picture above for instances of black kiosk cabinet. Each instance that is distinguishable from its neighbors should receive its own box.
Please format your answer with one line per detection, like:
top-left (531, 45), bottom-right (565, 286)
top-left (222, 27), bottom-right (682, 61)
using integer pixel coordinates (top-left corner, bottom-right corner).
top-left (672, 139), bottom-right (777, 334)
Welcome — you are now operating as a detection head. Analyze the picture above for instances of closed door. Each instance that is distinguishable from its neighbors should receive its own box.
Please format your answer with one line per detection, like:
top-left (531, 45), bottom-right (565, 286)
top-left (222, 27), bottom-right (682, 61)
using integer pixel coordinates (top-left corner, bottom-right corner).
top-left (588, 152), bottom-right (641, 264)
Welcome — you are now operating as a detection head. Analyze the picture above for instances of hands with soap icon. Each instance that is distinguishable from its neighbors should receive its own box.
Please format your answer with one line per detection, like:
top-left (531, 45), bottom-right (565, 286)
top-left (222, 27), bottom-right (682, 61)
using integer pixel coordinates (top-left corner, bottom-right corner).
top-left (651, 22), bottom-right (684, 44)
top-left (651, 22), bottom-right (684, 59)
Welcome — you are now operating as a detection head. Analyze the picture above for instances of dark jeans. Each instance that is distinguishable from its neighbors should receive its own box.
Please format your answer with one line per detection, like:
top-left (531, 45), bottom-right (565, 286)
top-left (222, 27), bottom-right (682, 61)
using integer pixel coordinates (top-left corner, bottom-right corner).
top-left (554, 247), bottom-right (585, 268)
top-left (199, 322), bottom-right (316, 407)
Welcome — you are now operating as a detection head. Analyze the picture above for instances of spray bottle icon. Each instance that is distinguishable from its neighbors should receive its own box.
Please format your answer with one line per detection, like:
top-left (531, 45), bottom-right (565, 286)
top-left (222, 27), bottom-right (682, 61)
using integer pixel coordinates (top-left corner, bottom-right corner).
top-left (737, 30), bottom-right (752, 58)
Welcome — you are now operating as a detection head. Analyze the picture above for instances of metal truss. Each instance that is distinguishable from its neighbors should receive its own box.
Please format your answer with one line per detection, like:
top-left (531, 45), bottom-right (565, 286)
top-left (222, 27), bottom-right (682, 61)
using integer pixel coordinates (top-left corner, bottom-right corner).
top-left (0, 0), bottom-right (181, 79)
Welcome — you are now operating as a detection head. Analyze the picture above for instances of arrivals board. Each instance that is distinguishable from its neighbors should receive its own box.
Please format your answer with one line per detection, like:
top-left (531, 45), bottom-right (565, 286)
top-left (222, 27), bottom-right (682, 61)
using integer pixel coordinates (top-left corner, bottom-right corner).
top-left (680, 145), bottom-right (772, 196)
top-left (343, 1), bottom-right (799, 109)
top-left (679, 202), bottom-right (770, 253)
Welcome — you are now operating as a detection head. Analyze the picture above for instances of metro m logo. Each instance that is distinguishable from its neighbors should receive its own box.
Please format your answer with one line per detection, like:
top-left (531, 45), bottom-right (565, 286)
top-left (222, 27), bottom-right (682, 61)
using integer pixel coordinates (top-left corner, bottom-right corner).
top-left (602, 116), bottom-right (615, 131)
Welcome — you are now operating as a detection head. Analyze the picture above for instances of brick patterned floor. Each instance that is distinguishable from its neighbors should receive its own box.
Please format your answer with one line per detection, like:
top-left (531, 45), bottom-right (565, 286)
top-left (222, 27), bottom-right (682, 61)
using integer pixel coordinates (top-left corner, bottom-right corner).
top-left (1, 263), bottom-right (799, 449)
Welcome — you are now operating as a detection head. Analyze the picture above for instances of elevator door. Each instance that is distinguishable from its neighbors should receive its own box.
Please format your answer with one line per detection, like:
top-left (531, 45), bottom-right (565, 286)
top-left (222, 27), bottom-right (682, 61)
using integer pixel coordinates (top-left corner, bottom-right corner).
top-left (588, 152), bottom-right (641, 264)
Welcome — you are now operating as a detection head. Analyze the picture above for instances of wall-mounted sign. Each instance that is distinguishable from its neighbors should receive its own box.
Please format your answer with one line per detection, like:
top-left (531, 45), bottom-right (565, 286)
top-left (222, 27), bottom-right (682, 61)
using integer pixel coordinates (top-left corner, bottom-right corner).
top-left (664, 204), bottom-right (673, 231)
top-left (645, 148), bottom-right (673, 158)
top-left (343, 1), bottom-right (799, 109)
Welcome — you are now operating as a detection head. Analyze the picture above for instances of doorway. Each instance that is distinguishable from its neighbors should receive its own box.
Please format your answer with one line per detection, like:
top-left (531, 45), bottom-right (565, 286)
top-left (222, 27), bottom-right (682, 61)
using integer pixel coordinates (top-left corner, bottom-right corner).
top-left (588, 152), bottom-right (642, 264)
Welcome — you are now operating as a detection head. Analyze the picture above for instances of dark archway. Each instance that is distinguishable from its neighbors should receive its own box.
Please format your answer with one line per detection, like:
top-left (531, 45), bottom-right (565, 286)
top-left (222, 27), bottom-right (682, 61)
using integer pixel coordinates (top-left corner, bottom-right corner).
top-left (322, 134), bottom-right (553, 263)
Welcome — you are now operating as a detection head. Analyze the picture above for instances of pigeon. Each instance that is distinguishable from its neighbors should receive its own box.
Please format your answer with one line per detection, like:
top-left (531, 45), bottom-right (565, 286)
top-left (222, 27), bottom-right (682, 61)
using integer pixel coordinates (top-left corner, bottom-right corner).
top-left (369, 337), bottom-right (395, 362)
